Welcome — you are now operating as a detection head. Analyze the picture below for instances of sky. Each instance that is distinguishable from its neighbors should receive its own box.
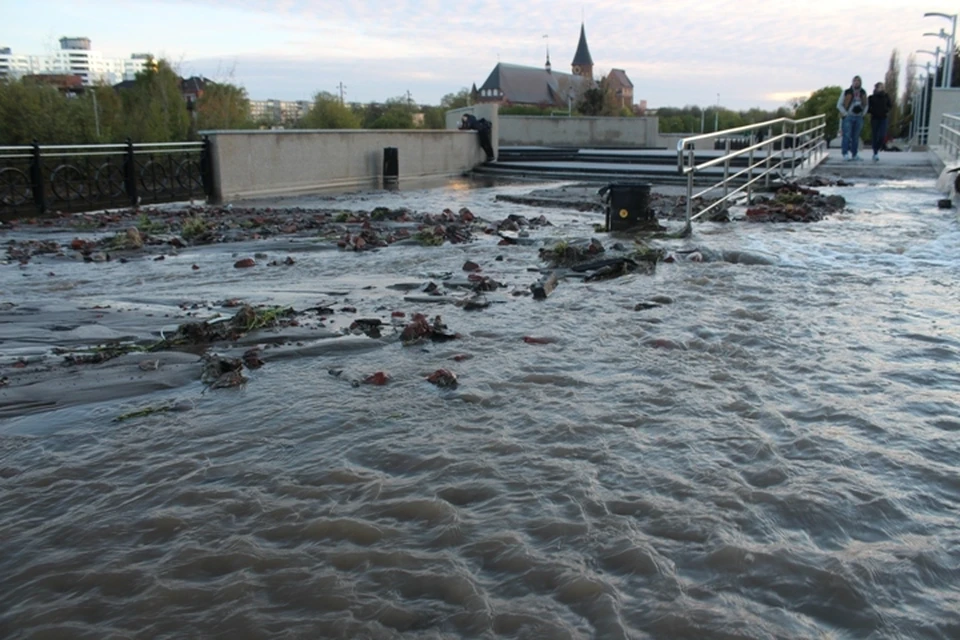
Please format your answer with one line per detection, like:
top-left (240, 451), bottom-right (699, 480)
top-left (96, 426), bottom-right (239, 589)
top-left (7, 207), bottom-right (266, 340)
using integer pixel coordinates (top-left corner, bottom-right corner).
top-left (3, 0), bottom-right (956, 109)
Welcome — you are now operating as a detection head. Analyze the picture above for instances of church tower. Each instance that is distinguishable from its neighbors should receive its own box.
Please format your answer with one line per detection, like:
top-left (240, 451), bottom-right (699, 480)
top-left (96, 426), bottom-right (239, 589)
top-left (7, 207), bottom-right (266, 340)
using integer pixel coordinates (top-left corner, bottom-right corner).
top-left (571, 23), bottom-right (594, 78)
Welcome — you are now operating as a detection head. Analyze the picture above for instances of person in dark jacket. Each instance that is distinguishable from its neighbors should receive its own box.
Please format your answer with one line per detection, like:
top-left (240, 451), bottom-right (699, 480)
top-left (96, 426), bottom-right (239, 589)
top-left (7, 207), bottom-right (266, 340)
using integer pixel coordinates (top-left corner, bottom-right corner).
top-left (836, 75), bottom-right (868, 161)
top-left (867, 82), bottom-right (893, 162)
top-left (459, 113), bottom-right (494, 161)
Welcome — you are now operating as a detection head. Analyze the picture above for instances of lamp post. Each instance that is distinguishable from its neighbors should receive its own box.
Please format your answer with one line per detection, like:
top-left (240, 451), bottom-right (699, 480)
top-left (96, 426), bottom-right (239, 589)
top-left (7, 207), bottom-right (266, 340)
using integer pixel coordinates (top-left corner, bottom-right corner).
top-left (909, 62), bottom-right (932, 144)
top-left (922, 33), bottom-right (950, 86)
top-left (715, 93), bottom-right (720, 132)
top-left (917, 47), bottom-right (942, 86)
top-left (924, 12), bottom-right (958, 87)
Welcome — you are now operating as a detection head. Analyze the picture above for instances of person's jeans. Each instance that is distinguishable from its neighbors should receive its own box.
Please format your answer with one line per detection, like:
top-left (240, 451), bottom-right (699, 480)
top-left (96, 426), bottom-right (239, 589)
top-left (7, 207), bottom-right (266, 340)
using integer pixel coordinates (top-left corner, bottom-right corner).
top-left (841, 115), bottom-right (864, 157)
top-left (871, 117), bottom-right (888, 155)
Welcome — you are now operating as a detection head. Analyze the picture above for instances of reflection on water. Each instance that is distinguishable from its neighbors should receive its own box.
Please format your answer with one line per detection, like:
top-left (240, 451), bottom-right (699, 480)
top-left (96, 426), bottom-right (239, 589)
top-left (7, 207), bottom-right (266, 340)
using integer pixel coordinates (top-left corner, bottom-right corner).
top-left (1, 177), bottom-right (959, 638)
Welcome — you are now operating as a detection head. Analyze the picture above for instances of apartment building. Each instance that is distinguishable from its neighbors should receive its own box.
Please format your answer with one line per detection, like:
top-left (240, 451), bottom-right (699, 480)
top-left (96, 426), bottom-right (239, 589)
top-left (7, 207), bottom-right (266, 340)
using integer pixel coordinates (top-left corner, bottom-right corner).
top-left (0, 37), bottom-right (149, 86)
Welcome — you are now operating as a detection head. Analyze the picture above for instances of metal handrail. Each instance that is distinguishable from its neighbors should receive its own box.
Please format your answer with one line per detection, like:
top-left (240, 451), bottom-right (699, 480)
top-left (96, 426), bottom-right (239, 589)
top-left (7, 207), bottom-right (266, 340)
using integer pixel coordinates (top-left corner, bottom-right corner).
top-left (0, 142), bottom-right (204, 153)
top-left (676, 115), bottom-right (827, 234)
top-left (938, 113), bottom-right (960, 160)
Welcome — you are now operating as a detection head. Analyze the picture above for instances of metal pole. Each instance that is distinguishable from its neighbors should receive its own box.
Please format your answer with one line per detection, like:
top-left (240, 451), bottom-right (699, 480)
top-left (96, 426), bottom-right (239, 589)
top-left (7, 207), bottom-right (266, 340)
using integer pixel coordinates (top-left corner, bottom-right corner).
top-left (951, 16), bottom-right (957, 88)
top-left (722, 138), bottom-right (730, 208)
top-left (791, 120), bottom-right (797, 178)
top-left (685, 147), bottom-right (694, 235)
top-left (91, 89), bottom-right (100, 141)
top-left (714, 93), bottom-right (719, 132)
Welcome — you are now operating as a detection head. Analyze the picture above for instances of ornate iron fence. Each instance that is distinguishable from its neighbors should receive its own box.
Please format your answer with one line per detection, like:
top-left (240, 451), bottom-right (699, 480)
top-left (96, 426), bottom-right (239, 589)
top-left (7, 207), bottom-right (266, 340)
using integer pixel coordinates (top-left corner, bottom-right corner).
top-left (0, 138), bottom-right (213, 220)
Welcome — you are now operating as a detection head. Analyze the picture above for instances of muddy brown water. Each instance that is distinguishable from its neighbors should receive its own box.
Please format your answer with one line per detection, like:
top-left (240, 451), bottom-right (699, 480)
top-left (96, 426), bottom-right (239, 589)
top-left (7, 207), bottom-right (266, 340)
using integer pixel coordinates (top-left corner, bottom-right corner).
top-left (1, 177), bottom-right (959, 639)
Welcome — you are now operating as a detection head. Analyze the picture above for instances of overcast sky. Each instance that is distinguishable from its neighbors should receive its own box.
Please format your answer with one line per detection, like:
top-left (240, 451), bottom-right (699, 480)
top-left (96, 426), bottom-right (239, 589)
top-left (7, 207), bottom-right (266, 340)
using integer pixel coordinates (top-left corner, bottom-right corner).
top-left (4, 0), bottom-right (955, 109)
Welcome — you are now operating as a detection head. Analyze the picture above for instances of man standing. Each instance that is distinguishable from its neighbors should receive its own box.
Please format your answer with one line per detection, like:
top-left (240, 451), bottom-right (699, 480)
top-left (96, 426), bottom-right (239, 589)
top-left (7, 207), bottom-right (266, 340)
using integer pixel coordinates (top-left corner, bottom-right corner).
top-left (868, 82), bottom-right (893, 162)
top-left (837, 75), bottom-right (868, 161)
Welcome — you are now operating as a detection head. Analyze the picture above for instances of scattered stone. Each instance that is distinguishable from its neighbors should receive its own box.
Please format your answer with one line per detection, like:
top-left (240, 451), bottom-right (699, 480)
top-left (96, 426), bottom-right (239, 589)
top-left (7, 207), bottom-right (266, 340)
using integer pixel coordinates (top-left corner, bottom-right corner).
top-left (125, 227), bottom-right (144, 249)
top-left (350, 318), bottom-right (383, 338)
top-left (192, 264), bottom-right (200, 270)
top-left (242, 347), bottom-right (264, 369)
top-left (426, 369), bottom-right (458, 388)
top-left (138, 359), bottom-right (160, 371)
top-left (531, 271), bottom-right (559, 300)
top-left (458, 294), bottom-right (490, 311)
top-left (201, 353), bottom-right (246, 387)
top-left (462, 261), bottom-right (481, 272)
top-left (539, 238), bottom-right (605, 267)
top-left (363, 371), bottom-right (391, 385)
top-left (234, 258), bottom-right (256, 268)
top-left (400, 313), bottom-right (458, 345)
top-left (937, 198), bottom-right (953, 209)
top-left (523, 336), bottom-right (554, 344)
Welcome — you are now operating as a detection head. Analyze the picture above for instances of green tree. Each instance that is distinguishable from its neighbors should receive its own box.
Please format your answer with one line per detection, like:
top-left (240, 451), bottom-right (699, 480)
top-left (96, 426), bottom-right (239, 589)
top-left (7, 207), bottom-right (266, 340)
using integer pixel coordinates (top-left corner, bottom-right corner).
top-left (369, 95), bottom-right (416, 129)
top-left (795, 86), bottom-right (842, 144)
top-left (883, 49), bottom-right (901, 137)
top-left (0, 79), bottom-right (88, 144)
top-left (577, 76), bottom-right (619, 117)
top-left (196, 82), bottom-right (251, 131)
top-left (300, 92), bottom-right (361, 129)
top-left (420, 106), bottom-right (445, 129)
top-left (440, 88), bottom-right (471, 109)
top-left (120, 59), bottom-right (191, 142)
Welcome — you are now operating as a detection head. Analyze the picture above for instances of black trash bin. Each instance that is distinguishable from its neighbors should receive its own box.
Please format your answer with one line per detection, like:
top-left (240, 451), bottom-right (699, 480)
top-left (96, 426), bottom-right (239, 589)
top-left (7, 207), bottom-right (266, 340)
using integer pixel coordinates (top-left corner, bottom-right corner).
top-left (383, 147), bottom-right (399, 185)
top-left (599, 182), bottom-right (654, 231)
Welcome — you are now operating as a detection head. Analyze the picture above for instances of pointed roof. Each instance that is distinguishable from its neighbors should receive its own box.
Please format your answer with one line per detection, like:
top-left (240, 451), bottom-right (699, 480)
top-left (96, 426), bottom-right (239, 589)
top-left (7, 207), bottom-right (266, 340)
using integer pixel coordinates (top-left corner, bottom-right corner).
top-left (608, 68), bottom-right (633, 89)
top-left (478, 62), bottom-right (593, 106)
top-left (572, 23), bottom-right (593, 66)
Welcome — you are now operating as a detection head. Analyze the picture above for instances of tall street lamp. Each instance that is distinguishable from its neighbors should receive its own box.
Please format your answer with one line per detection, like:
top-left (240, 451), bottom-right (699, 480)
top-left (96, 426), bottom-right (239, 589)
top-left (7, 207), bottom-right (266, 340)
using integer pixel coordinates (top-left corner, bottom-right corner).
top-left (924, 12), bottom-right (958, 87)
top-left (923, 32), bottom-right (950, 86)
top-left (917, 46), bottom-right (942, 87)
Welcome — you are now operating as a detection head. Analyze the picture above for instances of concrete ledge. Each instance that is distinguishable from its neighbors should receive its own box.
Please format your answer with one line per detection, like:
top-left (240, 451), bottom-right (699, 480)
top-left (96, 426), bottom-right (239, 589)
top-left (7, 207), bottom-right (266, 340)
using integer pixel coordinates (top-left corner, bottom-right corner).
top-left (203, 129), bottom-right (487, 202)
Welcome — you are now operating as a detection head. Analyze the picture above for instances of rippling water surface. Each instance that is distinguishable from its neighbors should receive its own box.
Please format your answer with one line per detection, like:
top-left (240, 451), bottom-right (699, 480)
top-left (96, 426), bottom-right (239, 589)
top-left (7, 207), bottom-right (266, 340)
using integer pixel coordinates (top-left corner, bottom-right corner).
top-left (2, 177), bottom-right (959, 639)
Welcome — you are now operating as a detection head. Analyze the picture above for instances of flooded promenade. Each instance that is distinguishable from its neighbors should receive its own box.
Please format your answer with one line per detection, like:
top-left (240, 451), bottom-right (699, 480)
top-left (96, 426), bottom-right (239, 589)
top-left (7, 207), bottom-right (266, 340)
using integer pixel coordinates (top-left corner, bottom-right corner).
top-left (1, 164), bottom-right (959, 638)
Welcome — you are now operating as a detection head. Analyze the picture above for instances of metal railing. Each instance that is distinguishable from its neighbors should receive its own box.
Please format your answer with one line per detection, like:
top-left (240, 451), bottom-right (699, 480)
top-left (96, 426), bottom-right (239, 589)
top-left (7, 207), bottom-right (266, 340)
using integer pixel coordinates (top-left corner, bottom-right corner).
top-left (0, 138), bottom-right (214, 220)
top-left (937, 113), bottom-right (960, 159)
top-left (676, 115), bottom-right (827, 234)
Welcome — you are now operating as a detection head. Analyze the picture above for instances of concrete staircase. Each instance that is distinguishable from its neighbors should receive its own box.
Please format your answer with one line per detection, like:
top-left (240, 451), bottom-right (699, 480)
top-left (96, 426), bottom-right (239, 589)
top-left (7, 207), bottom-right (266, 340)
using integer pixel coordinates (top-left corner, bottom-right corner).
top-left (473, 146), bottom-right (806, 184)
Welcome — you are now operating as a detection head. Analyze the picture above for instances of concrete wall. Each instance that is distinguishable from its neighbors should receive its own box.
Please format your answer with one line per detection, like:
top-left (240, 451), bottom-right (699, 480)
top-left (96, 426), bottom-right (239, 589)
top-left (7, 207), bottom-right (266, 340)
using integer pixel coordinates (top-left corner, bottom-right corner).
top-left (497, 115), bottom-right (659, 148)
top-left (204, 129), bottom-right (486, 202)
top-left (656, 132), bottom-right (713, 151)
top-left (928, 88), bottom-right (960, 145)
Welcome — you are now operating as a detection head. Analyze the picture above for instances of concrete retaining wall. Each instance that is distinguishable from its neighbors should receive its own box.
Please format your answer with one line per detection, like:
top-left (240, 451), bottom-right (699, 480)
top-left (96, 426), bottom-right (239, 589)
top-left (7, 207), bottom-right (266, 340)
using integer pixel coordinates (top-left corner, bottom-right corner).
top-left (497, 115), bottom-right (659, 148)
top-left (928, 89), bottom-right (960, 144)
top-left (204, 129), bottom-right (486, 202)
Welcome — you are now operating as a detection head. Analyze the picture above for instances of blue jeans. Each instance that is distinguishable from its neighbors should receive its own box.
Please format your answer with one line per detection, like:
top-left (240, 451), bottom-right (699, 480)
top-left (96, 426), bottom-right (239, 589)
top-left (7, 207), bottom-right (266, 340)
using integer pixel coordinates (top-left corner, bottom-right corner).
top-left (871, 117), bottom-right (888, 155)
top-left (841, 115), bottom-right (864, 157)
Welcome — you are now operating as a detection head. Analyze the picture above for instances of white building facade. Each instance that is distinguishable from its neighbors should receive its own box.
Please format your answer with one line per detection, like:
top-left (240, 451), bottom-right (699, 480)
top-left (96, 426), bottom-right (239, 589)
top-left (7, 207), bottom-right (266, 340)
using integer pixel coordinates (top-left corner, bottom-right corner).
top-left (0, 37), bottom-right (149, 86)
top-left (249, 99), bottom-right (312, 125)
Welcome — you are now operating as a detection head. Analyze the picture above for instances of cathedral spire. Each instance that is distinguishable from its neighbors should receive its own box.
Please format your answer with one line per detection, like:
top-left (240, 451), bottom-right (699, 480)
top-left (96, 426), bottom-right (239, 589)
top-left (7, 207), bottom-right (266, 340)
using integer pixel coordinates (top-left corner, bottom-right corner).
top-left (571, 22), bottom-right (593, 78)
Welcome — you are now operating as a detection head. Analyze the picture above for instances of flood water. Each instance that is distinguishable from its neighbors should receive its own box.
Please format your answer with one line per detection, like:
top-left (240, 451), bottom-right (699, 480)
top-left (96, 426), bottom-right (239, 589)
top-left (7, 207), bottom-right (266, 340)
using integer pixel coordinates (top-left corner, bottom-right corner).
top-left (1, 176), bottom-right (959, 639)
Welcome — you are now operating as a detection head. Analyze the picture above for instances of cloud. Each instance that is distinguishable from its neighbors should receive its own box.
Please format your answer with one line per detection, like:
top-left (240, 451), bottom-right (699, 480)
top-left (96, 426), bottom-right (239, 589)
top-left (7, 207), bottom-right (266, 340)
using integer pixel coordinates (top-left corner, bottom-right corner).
top-left (9, 0), bottom-right (946, 107)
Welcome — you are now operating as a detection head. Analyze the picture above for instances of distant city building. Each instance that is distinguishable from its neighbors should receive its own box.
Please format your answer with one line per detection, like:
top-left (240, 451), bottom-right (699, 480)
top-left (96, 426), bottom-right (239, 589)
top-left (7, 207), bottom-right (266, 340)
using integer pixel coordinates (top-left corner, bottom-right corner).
top-left (472, 23), bottom-right (638, 111)
top-left (0, 37), bottom-right (149, 86)
top-left (249, 99), bottom-right (312, 125)
top-left (22, 73), bottom-right (85, 96)
top-left (607, 69), bottom-right (634, 109)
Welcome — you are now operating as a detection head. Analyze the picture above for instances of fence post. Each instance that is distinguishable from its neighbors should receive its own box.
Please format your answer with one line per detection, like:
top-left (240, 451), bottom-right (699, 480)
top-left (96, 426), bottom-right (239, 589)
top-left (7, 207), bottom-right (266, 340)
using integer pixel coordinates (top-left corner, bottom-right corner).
top-left (123, 137), bottom-right (138, 207)
top-left (30, 140), bottom-right (46, 214)
top-left (684, 147), bottom-right (694, 236)
top-left (747, 135), bottom-right (754, 206)
top-left (200, 135), bottom-right (214, 201)
top-left (791, 121), bottom-right (798, 178)
top-left (722, 138), bottom-right (731, 207)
